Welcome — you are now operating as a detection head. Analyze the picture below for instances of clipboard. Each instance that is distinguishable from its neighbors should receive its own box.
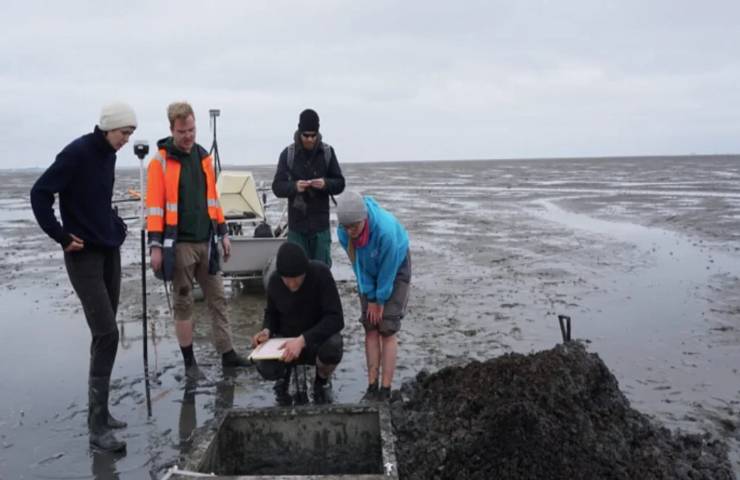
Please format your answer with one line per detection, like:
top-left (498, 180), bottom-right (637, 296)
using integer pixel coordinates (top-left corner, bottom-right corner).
top-left (248, 338), bottom-right (287, 361)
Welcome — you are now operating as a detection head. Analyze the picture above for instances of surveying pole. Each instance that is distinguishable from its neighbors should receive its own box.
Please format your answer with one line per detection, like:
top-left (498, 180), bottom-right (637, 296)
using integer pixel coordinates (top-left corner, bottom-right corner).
top-left (133, 140), bottom-right (152, 416)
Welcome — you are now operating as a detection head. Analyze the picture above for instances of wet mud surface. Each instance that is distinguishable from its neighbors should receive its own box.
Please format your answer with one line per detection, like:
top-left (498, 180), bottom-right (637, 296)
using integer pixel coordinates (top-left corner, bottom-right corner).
top-left (1, 155), bottom-right (739, 478)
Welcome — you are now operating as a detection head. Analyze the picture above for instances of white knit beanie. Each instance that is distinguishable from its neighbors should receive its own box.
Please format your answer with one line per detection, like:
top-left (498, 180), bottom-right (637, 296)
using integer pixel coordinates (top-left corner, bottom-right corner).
top-left (336, 191), bottom-right (368, 225)
top-left (99, 102), bottom-right (137, 131)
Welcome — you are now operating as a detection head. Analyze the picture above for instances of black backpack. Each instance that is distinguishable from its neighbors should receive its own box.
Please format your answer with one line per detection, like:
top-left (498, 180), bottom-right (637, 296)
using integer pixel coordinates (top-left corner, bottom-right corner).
top-left (286, 142), bottom-right (333, 173)
top-left (286, 142), bottom-right (337, 206)
top-left (254, 222), bottom-right (273, 238)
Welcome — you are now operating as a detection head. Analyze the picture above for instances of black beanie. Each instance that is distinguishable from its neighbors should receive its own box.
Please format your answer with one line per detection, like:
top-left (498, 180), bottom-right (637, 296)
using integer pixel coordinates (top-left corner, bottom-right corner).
top-left (276, 242), bottom-right (309, 277)
top-left (298, 109), bottom-right (320, 132)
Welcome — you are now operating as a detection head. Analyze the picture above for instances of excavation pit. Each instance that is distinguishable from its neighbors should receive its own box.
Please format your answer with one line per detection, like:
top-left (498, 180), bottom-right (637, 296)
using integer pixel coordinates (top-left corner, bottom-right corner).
top-left (176, 404), bottom-right (398, 479)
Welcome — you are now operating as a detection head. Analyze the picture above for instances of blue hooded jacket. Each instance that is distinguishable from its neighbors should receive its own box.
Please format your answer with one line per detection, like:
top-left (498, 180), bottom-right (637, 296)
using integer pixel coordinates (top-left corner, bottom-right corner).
top-left (337, 196), bottom-right (409, 304)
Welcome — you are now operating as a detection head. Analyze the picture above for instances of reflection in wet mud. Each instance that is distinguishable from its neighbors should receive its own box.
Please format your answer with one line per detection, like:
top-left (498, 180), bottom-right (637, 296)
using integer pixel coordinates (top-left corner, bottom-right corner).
top-left (91, 450), bottom-right (125, 480)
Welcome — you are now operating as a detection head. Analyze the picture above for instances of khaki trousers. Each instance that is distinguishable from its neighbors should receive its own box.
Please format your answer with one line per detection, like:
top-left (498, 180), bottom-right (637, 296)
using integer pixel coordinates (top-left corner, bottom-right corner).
top-left (172, 242), bottom-right (233, 353)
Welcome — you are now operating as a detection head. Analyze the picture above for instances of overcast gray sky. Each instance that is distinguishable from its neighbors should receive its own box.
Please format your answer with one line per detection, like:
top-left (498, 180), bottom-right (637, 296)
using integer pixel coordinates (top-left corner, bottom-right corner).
top-left (2, 0), bottom-right (739, 168)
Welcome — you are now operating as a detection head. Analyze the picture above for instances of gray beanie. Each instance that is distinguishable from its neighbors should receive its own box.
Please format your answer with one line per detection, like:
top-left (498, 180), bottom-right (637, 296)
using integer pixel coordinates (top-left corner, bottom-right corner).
top-left (336, 191), bottom-right (367, 225)
top-left (99, 102), bottom-right (137, 131)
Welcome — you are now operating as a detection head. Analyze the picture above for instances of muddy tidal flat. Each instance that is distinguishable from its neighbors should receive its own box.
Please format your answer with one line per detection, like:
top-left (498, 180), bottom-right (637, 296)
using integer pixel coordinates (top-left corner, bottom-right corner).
top-left (1, 155), bottom-right (739, 479)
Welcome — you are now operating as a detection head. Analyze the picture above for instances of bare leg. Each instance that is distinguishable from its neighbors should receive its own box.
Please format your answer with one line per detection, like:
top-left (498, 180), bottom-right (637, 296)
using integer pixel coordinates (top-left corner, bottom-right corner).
top-left (380, 334), bottom-right (398, 389)
top-left (175, 320), bottom-right (194, 347)
top-left (365, 330), bottom-right (381, 385)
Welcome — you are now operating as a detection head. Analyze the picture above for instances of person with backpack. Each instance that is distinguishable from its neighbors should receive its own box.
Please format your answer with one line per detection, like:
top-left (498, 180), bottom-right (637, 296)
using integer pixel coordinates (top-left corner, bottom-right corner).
top-left (272, 109), bottom-right (345, 266)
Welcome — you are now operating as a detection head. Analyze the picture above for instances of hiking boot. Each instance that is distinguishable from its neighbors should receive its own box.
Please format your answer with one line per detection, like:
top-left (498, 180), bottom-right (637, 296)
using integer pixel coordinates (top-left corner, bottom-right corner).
top-left (293, 365), bottom-right (309, 405)
top-left (361, 381), bottom-right (380, 403)
top-left (221, 350), bottom-right (250, 368)
top-left (273, 377), bottom-right (293, 406)
top-left (185, 364), bottom-right (207, 382)
top-left (294, 390), bottom-right (310, 405)
top-left (88, 376), bottom-right (126, 453)
top-left (313, 379), bottom-right (333, 405)
top-left (377, 386), bottom-right (391, 402)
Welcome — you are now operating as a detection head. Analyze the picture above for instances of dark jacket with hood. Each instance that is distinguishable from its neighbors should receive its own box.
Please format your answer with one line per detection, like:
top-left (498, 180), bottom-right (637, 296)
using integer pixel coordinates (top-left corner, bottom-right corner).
top-left (30, 126), bottom-right (127, 249)
top-left (272, 132), bottom-right (345, 234)
top-left (263, 260), bottom-right (344, 348)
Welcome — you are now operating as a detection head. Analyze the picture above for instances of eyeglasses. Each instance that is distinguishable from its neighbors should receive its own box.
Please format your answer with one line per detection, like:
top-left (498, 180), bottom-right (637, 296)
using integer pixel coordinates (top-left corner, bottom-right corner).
top-left (301, 132), bottom-right (318, 139)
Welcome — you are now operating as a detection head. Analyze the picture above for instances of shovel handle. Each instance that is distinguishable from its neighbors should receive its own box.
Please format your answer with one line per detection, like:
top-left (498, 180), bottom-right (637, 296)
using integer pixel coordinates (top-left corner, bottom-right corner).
top-left (558, 315), bottom-right (572, 342)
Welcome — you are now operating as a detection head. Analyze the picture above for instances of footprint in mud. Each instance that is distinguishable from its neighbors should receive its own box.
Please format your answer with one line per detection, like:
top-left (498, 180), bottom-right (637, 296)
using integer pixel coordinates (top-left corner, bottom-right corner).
top-left (500, 302), bottom-right (522, 309)
top-left (509, 326), bottom-right (523, 340)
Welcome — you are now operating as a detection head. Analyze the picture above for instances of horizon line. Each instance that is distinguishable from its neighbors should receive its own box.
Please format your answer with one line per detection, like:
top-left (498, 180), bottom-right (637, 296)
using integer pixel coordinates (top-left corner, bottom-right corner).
top-left (9, 152), bottom-right (740, 172)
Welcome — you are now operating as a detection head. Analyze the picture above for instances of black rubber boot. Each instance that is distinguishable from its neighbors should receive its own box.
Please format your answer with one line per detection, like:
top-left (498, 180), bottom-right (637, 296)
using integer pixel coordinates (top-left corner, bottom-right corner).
top-left (313, 377), bottom-right (333, 405)
top-left (293, 365), bottom-right (309, 405)
top-left (88, 376), bottom-right (126, 452)
top-left (274, 367), bottom-right (293, 407)
top-left (107, 412), bottom-right (127, 429)
top-left (221, 349), bottom-right (250, 368)
top-left (101, 378), bottom-right (126, 429)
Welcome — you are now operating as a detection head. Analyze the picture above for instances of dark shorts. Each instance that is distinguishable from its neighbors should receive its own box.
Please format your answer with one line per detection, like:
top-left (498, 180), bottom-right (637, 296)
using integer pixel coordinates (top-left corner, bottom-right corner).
top-left (256, 332), bottom-right (343, 381)
top-left (360, 251), bottom-right (411, 337)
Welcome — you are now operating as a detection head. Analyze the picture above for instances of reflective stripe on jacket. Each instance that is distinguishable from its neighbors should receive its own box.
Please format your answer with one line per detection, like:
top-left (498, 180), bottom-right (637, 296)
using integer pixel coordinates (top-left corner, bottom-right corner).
top-left (145, 145), bottom-right (226, 247)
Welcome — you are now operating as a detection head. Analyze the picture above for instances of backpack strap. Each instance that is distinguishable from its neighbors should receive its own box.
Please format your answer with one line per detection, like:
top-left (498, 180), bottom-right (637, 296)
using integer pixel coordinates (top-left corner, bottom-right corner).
top-left (321, 142), bottom-right (332, 168)
top-left (286, 142), bottom-right (332, 176)
top-left (286, 142), bottom-right (337, 205)
top-left (287, 144), bottom-right (296, 173)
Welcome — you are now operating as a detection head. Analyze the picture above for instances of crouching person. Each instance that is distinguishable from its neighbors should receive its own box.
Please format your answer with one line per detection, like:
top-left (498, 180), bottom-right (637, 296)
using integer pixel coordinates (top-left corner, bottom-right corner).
top-left (336, 191), bottom-right (411, 402)
top-left (251, 242), bottom-right (344, 405)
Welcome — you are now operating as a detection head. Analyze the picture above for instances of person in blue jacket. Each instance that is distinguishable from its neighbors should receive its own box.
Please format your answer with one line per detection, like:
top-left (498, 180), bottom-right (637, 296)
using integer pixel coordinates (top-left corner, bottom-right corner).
top-left (336, 191), bottom-right (411, 401)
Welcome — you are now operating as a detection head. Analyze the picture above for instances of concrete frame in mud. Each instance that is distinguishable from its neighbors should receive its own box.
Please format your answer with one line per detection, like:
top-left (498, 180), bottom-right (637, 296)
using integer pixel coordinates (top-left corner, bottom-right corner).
top-left (174, 404), bottom-right (399, 480)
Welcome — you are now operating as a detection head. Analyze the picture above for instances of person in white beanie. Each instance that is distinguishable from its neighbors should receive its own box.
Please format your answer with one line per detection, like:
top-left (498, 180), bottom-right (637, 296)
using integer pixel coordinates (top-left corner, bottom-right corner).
top-left (30, 102), bottom-right (137, 453)
top-left (336, 191), bottom-right (411, 402)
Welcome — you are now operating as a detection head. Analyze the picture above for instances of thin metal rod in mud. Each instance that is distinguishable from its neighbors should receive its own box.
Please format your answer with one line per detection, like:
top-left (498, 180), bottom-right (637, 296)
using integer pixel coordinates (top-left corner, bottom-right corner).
top-left (558, 314), bottom-right (572, 343)
top-left (137, 149), bottom-right (152, 417)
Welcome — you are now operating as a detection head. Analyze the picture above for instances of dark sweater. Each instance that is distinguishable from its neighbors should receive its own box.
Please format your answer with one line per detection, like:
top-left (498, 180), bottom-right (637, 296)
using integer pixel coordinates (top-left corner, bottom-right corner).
top-left (30, 126), bottom-right (126, 249)
top-left (263, 260), bottom-right (344, 347)
top-left (271, 132), bottom-right (345, 234)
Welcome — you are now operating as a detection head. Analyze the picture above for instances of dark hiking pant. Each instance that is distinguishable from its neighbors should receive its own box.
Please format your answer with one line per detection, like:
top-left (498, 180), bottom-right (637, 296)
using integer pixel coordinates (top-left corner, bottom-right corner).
top-left (287, 229), bottom-right (332, 268)
top-left (64, 247), bottom-right (121, 378)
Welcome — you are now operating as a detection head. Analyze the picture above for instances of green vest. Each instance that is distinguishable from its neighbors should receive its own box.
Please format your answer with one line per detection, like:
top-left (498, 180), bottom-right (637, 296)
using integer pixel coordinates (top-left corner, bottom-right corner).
top-left (166, 139), bottom-right (211, 242)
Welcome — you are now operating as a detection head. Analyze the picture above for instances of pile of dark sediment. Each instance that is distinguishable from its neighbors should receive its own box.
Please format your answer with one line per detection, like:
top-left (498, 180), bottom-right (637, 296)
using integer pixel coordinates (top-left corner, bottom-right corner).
top-left (390, 342), bottom-right (734, 480)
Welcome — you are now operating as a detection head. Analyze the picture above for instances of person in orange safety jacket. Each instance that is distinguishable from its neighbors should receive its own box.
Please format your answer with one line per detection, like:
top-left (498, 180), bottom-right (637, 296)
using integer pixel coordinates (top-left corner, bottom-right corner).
top-left (146, 101), bottom-right (249, 381)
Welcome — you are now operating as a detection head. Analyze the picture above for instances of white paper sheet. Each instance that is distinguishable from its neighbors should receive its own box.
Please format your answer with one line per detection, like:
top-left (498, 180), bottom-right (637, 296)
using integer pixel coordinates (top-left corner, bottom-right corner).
top-left (248, 338), bottom-right (289, 361)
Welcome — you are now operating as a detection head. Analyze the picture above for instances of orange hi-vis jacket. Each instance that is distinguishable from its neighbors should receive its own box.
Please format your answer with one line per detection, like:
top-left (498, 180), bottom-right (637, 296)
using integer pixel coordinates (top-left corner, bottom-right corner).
top-left (145, 143), bottom-right (227, 249)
